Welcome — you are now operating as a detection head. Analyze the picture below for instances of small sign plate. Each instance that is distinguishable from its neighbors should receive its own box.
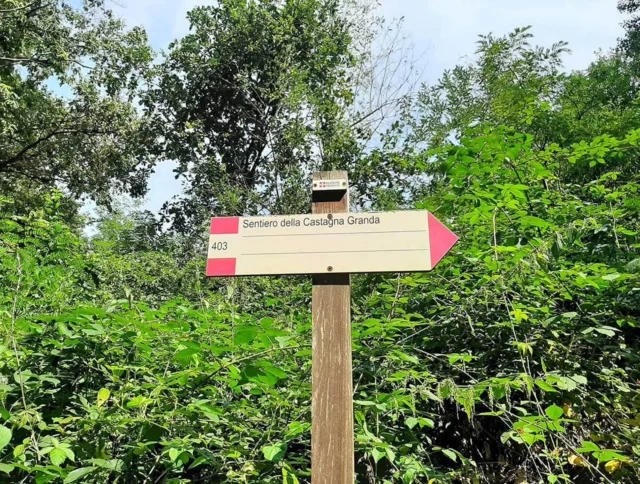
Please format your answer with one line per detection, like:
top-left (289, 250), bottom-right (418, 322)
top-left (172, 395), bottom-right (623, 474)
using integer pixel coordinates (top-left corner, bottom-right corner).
top-left (312, 179), bottom-right (348, 191)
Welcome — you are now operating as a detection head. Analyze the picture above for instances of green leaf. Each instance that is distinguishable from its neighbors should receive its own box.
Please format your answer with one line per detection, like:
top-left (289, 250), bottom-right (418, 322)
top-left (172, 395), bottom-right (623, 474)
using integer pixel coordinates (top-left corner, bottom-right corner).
top-left (571, 375), bottom-right (588, 385)
top-left (577, 441), bottom-right (600, 453)
top-left (0, 425), bottom-right (11, 451)
top-left (370, 448), bottom-right (385, 463)
top-left (0, 464), bottom-right (14, 474)
top-left (263, 365), bottom-right (288, 379)
top-left (97, 388), bottom-right (110, 407)
top-left (385, 447), bottom-right (396, 463)
top-left (259, 317), bottom-right (274, 329)
top-left (500, 431), bottom-right (514, 444)
top-left (282, 467), bottom-right (300, 484)
top-left (395, 351), bottom-right (419, 364)
top-left (234, 325), bottom-right (259, 345)
top-left (522, 433), bottom-right (545, 445)
top-left (87, 458), bottom-right (123, 470)
top-left (41, 436), bottom-right (60, 448)
top-left (174, 347), bottom-right (199, 366)
top-left (126, 396), bottom-right (153, 408)
top-left (595, 327), bottom-right (616, 337)
top-left (13, 444), bottom-right (25, 458)
top-left (168, 448), bottom-right (180, 462)
top-left (519, 216), bottom-right (550, 229)
top-left (64, 467), bottom-right (97, 483)
top-left (405, 417), bottom-right (418, 430)
top-left (491, 384), bottom-right (506, 401)
top-left (189, 456), bottom-right (208, 469)
top-left (418, 417), bottom-right (435, 428)
top-left (595, 449), bottom-right (627, 462)
top-left (262, 442), bottom-right (287, 463)
top-left (545, 405), bottom-right (563, 421)
top-left (50, 447), bottom-right (67, 466)
top-left (36, 473), bottom-right (57, 484)
top-left (535, 380), bottom-right (557, 393)
top-left (60, 445), bottom-right (75, 462)
top-left (257, 369), bottom-right (278, 387)
top-left (441, 449), bottom-right (457, 462)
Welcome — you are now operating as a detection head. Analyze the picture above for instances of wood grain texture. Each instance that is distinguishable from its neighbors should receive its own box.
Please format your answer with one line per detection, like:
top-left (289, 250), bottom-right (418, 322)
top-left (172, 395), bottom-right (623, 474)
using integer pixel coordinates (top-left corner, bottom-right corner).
top-left (311, 171), bottom-right (354, 483)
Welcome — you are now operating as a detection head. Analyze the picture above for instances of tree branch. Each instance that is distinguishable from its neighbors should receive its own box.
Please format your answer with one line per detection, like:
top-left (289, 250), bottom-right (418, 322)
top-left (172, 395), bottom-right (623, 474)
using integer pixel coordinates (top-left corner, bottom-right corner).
top-left (0, 128), bottom-right (111, 171)
top-left (0, 1), bottom-right (53, 15)
top-left (0, 56), bottom-right (93, 70)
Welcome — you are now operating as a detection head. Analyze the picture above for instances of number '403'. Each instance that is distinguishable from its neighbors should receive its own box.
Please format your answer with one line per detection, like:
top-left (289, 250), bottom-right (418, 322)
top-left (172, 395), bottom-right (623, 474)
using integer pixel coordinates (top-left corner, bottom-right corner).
top-left (211, 241), bottom-right (228, 251)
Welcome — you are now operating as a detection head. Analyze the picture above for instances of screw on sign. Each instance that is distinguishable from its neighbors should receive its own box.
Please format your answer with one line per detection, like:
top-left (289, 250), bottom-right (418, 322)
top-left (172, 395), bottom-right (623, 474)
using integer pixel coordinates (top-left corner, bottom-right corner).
top-left (206, 172), bottom-right (458, 483)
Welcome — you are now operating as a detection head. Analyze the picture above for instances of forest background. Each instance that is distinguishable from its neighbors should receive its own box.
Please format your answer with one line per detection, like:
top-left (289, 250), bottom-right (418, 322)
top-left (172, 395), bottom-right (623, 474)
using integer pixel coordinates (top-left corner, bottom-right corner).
top-left (1, 0), bottom-right (639, 483)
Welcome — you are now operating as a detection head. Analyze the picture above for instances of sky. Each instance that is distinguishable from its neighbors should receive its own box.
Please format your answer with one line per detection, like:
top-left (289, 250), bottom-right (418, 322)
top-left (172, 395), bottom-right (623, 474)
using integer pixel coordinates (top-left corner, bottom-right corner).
top-left (104, 0), bottom-right (625, 215)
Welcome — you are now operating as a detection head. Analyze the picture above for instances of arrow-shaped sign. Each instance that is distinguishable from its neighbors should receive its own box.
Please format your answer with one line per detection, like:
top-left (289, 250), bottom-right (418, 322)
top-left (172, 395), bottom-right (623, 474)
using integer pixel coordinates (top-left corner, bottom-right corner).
top-left (206, 210), bottom-right (458, 277)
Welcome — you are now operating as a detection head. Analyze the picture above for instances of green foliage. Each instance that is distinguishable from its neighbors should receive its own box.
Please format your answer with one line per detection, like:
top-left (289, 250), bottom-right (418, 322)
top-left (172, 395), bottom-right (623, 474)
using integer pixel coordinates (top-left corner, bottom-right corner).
top-left (1, 284), bottom-right (314, 481)
top-left (1, 3), bottom-right (640, 484)
top-left (619, 0), bottom-right (640, 59)
top-left (2, 122), bottom-right (639, 482)
top-left (144, 0), bottom-right (358, 233)
top-left (0, 0), bottom-right (154, 205)
top-left (408, 27), bottom-right (640, 154)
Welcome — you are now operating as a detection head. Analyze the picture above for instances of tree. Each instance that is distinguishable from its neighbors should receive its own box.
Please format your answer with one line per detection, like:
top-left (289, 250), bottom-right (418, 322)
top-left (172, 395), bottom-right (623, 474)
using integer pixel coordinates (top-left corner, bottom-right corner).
top-left (91, 201), bottom-right (164, 256)
top-left (405, 27), bottom-right (640, 176)
top-left (0, 0), bottom-right (153, 207)
top-left (618, 0), bottom-right (640, 58)
top-left (2, 4), bottom-right (640, 483)
top-left (143, 0), bottom-right (359, 233)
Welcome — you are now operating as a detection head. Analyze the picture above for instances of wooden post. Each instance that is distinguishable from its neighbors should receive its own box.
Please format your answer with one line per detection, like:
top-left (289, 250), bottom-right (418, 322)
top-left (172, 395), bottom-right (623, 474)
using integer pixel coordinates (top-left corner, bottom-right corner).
top-left (311, 171), bottom-right (354, 483)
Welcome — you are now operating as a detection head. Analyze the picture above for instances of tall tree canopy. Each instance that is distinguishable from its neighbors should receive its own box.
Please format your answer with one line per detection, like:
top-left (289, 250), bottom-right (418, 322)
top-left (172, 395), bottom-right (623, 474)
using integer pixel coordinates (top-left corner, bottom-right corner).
top-left (0, 0), bottom-right (153, 208)
top-left (0, 2), bottom-right (639, 484)
top-left (619, 0), bottom-right (640, 58)
top-left (144, 0), bottom-right (359, 233)
top-left (407, 27), bottom-right (640, 151)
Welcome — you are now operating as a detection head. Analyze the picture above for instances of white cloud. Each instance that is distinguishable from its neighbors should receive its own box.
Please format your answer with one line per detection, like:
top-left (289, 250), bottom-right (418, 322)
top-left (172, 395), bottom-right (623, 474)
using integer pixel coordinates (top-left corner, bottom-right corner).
top-left (380, 0), bottom-right (625, 83)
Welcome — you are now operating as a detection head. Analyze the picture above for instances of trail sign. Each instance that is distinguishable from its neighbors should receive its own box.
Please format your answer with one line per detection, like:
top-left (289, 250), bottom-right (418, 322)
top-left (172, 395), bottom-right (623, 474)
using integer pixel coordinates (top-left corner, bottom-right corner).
top-left (205, 172), bottom-right (458, 484)
top-left (206, 211), bottom-right (458, 277)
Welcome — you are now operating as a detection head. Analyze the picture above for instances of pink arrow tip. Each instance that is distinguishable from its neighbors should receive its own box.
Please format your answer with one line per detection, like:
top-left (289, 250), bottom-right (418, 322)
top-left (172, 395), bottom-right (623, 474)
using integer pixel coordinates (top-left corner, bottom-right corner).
top-left (428, 212), bottom-right (459, 268)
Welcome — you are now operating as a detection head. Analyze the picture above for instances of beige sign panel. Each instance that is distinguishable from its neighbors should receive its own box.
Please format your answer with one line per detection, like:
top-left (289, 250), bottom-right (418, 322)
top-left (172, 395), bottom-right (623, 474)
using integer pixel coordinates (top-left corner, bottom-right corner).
top-left (206, 211), bottom-right (458, 277)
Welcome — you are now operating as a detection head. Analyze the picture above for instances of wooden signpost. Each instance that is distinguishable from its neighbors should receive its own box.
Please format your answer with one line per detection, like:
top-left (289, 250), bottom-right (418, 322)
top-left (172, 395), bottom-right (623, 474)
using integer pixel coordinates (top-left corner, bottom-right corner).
top-left (206, 171), bottom-right (458, 483)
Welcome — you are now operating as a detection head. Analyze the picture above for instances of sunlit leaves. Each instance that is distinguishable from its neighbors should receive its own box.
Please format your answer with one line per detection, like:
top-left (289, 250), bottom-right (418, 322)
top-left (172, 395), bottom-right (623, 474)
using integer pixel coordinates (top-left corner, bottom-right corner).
top-left (262, 442), bottom-right (287, 463)
top-left (1, 19), bottom-right (640, 483)
top-left (545, 405), bottom-right (563, 421)
top-left (126, 396), bottom-right (153, 409)
top-left (0, 425), bottom-right (11, 452)
top-left (405, 417), bottom-right (419, 430)
top-left (145, 0), bottom-right (358, 231)
top-left (535, 380), bottom-right (557, 393)
top-left (63, 467), bottom-right (97, 483)
top-left (50, 448), bottom-right (67, 466)
top-left (233, 325), bottom-right (260, 346)
top-left (96, 388), bottom-right (110, 407)
top-left (0, 1), bottom-right (153, 202)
